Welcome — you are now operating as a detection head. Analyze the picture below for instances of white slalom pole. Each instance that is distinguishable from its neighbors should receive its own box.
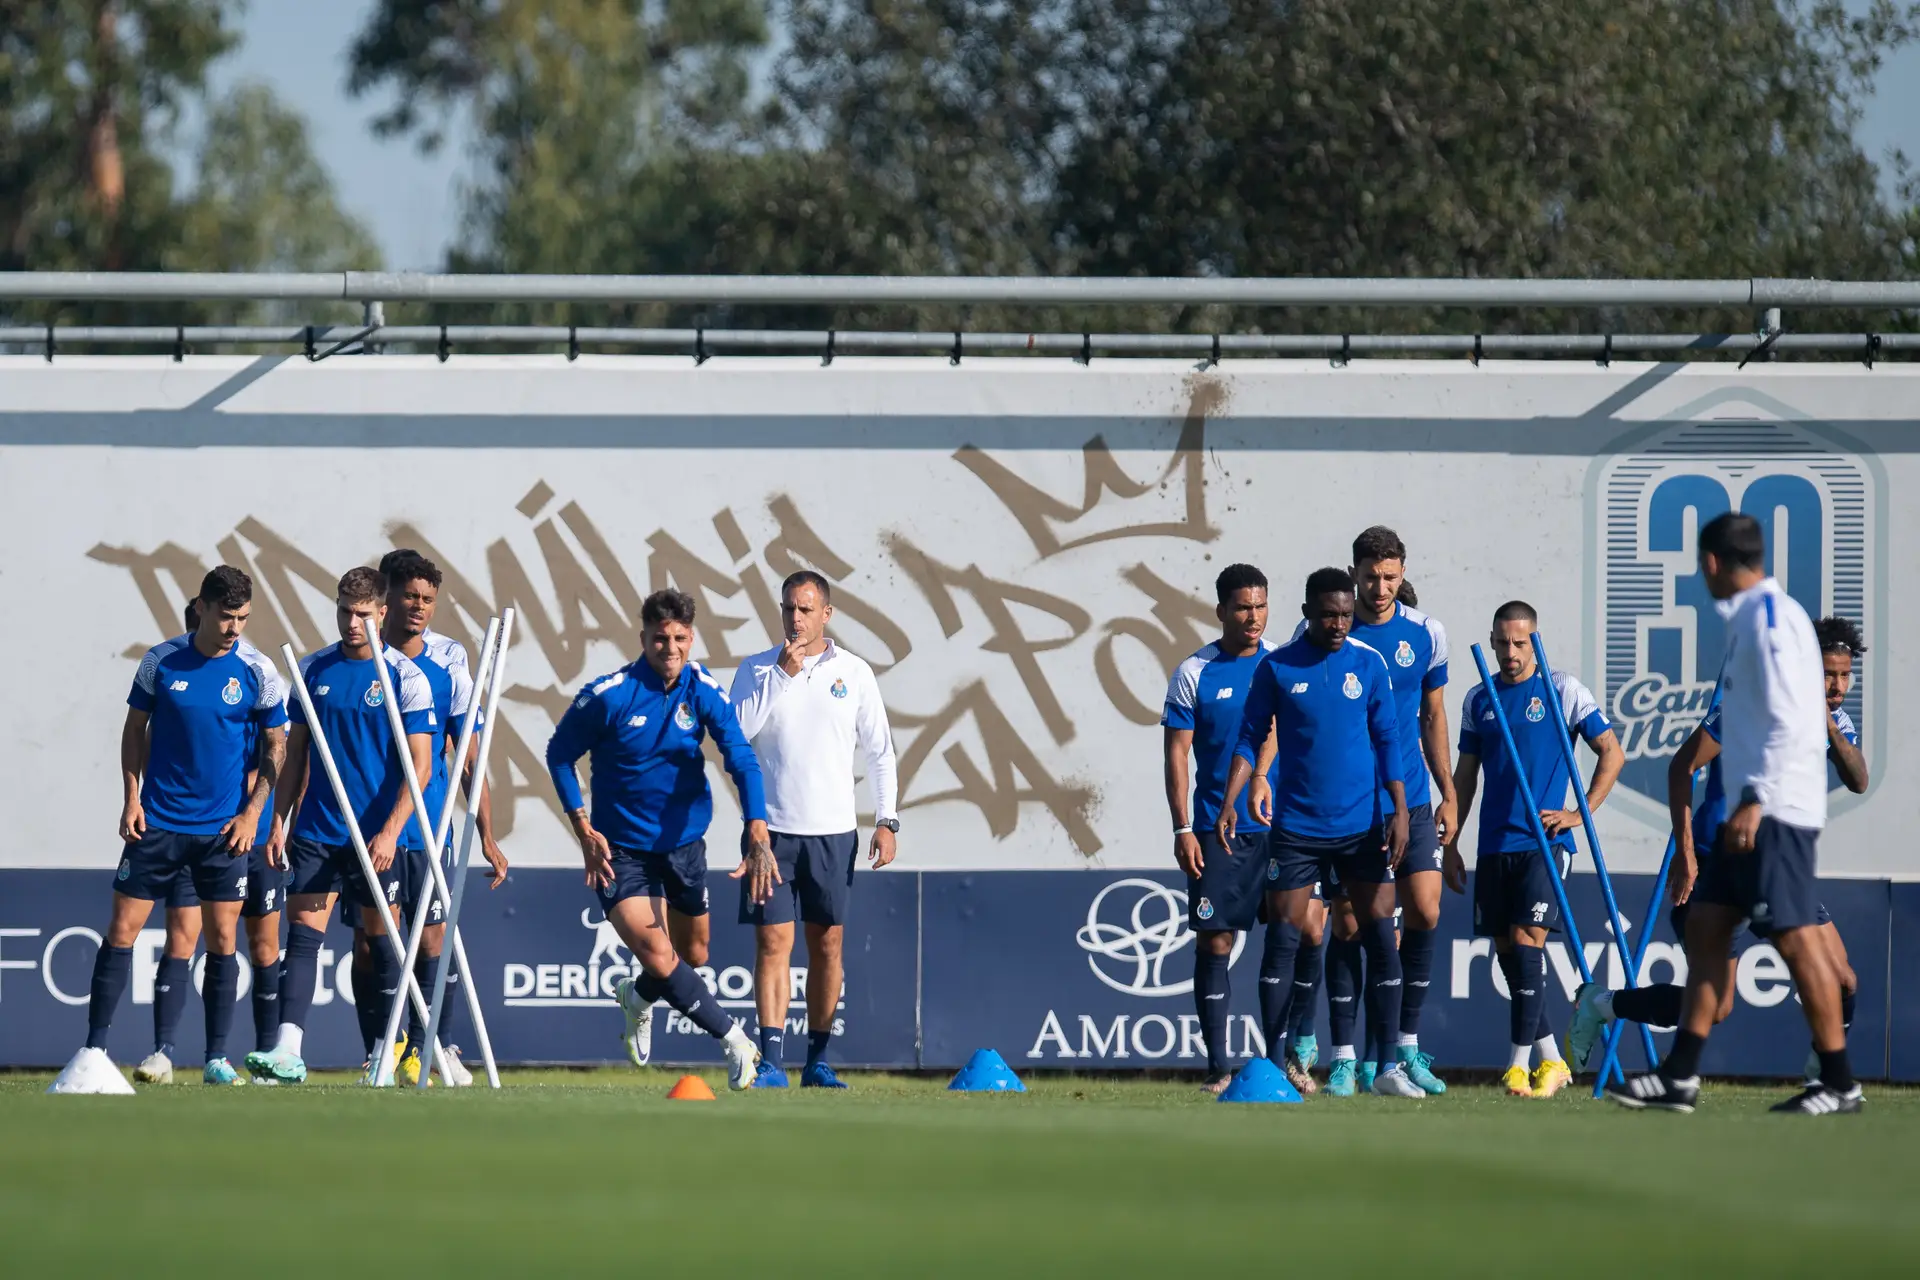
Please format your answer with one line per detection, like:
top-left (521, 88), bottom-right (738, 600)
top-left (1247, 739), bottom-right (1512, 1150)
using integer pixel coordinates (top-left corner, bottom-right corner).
top-left (371, 617), bottom-right (499, 1086)
top-left (279, 643), bottom-right (451, 1080)
top-left (421, 608), bottom-right (514, 1088)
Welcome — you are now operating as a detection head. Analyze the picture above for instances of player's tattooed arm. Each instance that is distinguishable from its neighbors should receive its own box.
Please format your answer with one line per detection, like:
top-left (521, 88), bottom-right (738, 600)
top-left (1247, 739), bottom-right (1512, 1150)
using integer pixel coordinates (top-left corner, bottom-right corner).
top-left (119, 708), bottom-right (150, 842)
top-left (1666, 726), bottom-right (1716, 905)
top-left (1826, 716), bottom-right (1869, 794)
top-left (1540, 728), bottom-right (1624, 836)
top-left (729, 824), bottom-right (783, 905)
top-left (227, 724), bottom-right (286, 853)
top-left (570, 807), bottom-right (614, 890)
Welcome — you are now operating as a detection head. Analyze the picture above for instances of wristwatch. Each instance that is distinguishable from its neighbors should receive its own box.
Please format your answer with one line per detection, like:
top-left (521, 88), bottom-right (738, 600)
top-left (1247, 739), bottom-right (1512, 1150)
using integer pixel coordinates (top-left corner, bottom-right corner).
top-left (876, 818), bottom-right (900, 833)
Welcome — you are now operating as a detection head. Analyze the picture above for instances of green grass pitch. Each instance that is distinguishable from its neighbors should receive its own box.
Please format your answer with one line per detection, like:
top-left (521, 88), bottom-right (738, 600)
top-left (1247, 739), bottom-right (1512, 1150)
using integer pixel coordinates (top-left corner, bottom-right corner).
top-left (6, 1069), bottom-right (1918, 1275)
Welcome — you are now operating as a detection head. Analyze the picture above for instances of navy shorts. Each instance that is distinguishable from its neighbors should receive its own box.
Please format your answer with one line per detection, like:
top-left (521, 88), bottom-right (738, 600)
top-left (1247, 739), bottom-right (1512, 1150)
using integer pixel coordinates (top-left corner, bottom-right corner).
top-left (116, 828), bottom-right (246, 904)
top-left (399, 846), bottom-right (448, 926)
top-left (1266, 826), bottom-right (1393, 894)
top-left (1398, 804), bottom-right (1442, 876)
top-left (243, 847), bottom-right (285, 919)
top-left (287, 835), bottom-right (403, 913)
top-left (1690, 818), bottom-right (1824, 936)
top-left (1472, 845), bottom-right (1570, 937)
top-left (740, 830), bottom-right (857, 928)
top-left (1189, 830), bottom-right (1270, 932)
top-left (595, 840), bottom-right (710, 918)
top-left (1668, 895), bottom-right (1832, 944)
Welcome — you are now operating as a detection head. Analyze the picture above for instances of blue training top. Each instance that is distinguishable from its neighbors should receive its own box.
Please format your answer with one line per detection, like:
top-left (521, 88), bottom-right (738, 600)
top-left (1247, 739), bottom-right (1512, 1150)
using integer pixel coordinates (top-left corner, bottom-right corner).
top-left (1234, 635), bottom-right (1400, 838)
top-left (396, 629), bottom-right (476, 851)
top-left (546, 659), bottom-right (767, 853)
top-left (289, 644), bottom-right (437, 846)
top-left (128, 634), bottom-right (288, 836)
top-left (1458, 668), bottom-right (1610, 855)
top-left (1162, 639), bottom-right (1278, 833)
top-left (1295, 601), bottom-right (1448, 812)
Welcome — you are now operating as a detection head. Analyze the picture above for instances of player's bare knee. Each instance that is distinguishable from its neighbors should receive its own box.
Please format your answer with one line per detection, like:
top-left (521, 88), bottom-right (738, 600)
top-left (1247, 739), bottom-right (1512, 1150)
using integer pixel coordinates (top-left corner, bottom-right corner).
top-left (105, 893), bottom-right (155, 948)
top-left (1198, 928), bottom-right (1236, 957)
top-left (756, 923), bottom-right (794, 962)
top-left (246, 921), bottom-right (280, 967)
top-left (164, 908), bottom-right (200, 958)
top-left (805, 922), bottom-right (843, 965)
top-left (422, 922), bottom-right (445, 958)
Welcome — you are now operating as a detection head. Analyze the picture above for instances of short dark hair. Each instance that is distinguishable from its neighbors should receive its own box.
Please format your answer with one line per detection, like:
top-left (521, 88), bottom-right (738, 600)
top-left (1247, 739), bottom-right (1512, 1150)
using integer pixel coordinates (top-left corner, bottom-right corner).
top-left (1698, 511), bottom-right (1765, 571)
top-left (1816, 616), bottom-right (1866, 656)
top-left (1395, 579), bottom-right (1418, 608)
top-left (182, 602), bottom-right (200, 631)
top-left (196, 565), bottom-right (252, 611)
top-left (1351, 525), bottom-right (1407, 566)
top-left (782, 569), bottom-right (832, 604)
top-left (1304, 566), bottom-right (1355, 602)
top-left (1493, 600), bottom-right (1538, 626)
top-left (640, 588), bottom-right (697, 630)
top-left (1215, 563), bottom-right (1268, 604)
top-left (338, 566), bottom-right (387, 606)
top-left (380, 548), bottom-right (442, 590)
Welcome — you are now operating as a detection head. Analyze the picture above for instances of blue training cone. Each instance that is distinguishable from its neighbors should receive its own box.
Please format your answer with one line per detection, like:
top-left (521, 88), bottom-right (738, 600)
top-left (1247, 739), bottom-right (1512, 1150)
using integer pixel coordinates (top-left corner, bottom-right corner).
top-left (1218, 1056), bottom-right (1304, 1104)
top-left (949, 1049), bottom-right (1027, 1093)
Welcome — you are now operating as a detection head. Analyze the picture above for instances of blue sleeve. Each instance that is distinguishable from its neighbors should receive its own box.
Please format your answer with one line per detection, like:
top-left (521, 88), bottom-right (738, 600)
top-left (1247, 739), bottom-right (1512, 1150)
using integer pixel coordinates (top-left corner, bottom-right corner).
top-left (1366, 657), bottom-right (1401, 785)
top-left (1701, 708), bottom-right (1721, 744)
top-left (1422, 660), bottom-right (1448, 693)
top-left (1162, 700), bottom-right (1196, 731)
top-left (1233, 661), bottom-right (1278, 767)
top-left (699, 683), bottom-right (767, 823)
top-left (1457, 691), bottom-right (1481, 758)
top-left (546, 689), bottom-right (607, 813)
top-left (1577, 710), bottom-right (1610, 744)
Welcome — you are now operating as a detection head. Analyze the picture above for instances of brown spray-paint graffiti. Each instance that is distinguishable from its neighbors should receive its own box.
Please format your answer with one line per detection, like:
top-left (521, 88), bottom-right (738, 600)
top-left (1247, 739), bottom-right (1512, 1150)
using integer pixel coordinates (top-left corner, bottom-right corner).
top-left (86, 387), bottom-right (1225, 858)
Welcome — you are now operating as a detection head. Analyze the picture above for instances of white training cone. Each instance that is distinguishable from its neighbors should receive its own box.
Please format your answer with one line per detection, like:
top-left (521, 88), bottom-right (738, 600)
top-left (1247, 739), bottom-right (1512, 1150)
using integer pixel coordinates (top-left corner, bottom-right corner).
top-left (47, 1047), bottom-right (137, 1095)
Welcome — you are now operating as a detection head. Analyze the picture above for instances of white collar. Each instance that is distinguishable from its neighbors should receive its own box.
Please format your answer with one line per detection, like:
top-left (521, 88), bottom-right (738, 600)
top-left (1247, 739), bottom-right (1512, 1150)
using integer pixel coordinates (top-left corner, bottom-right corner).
top-left (1714, 576), bottom-right (1776, 621)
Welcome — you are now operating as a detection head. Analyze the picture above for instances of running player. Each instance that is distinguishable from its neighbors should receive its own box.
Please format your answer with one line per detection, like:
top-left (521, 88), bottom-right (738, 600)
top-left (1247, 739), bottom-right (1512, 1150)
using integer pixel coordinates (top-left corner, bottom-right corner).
top-left (1163, 564), bottom-right (1278, 1093)
top-left (378, 550), bottom-right (508, 1087)
top-left (1572, 616), bottom-right (1867, 1082)
top-left (1220, 567), bottom-right (1421, 1097)
top-left (51, 567), bottom-right (286, 1093)
top-left (246, 567), bottom-right (438, 1086)
top-left (1608, 514), bottom-right (1858, 1114)
top-left (1447, 601), bottom-right (1623, 1099)
top-left (731, 571), bottom-right (899, 1089)
top-left (546, 588), bottom-right (764, 1088)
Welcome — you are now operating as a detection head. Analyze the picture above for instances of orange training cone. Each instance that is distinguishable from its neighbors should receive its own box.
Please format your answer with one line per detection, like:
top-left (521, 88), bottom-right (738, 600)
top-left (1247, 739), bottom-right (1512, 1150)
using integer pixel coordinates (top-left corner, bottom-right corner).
top-left (667, 1074), bottom-right (716, 1101)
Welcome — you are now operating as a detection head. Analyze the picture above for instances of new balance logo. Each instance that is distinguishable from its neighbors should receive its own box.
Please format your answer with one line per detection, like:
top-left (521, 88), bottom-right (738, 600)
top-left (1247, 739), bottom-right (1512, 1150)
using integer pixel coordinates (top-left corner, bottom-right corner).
top-left (1531, 902), bottom-right (1549, 922)
top-left (1289, 683), bottom-right (1309, 694)
top-left (628, 715), bottom-right (648, 727)
top-left (170, 680), bottom-right (189, 692)
top-left (1203, 993), bottom-right (1226, 1001)
top-left (1214, 687), bottom-right (1234, 699)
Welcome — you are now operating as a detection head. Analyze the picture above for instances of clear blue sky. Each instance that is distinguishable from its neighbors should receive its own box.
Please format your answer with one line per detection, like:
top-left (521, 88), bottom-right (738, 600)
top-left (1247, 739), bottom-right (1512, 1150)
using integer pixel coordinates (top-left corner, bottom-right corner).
top-left (210, 1), bottom-right (1920, 273)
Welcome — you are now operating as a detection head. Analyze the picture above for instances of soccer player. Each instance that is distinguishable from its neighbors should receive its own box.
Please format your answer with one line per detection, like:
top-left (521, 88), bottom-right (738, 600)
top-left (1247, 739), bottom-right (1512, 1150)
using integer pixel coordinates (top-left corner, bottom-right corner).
top-left (1163, 564), bottom-right (1279, 1093)
top-left (377, 550), bottom-right (509, 1087)
top-left (50, 567), bottom-right (287, 1094)
top-left (1219, 566), bottom-right (1420, 1098)
top-left (731, 571), bottom-right (899, 1089)
top-left (546, 589), bottom-right (765, 1089)
top-left (245, 567), bottom-right (437, 1086)
top-left (1447, 601), bottom-right (1623, 1099)
top-left (1576, 615), bottom-right (1867, 1087)
top-left (1608, 514), bottom-right (1858, 1115)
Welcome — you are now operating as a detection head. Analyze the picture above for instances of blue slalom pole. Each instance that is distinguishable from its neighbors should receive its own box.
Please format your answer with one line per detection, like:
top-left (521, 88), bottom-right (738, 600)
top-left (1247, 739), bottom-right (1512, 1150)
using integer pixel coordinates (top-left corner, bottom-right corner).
top-left (1528, 633), bottom-right (1654, 1077)
top-left (1468, 645), bottom-right (1597, 1054)
top-left (1590, 834), bottom-right (1674, 1097)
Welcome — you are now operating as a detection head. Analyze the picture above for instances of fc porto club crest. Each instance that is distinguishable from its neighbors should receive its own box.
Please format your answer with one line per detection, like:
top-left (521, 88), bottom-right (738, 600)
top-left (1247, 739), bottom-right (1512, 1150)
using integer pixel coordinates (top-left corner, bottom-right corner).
top-left (673, 701), bottom-right (696, 731)
top-left (1394, 640), bottom-right (1415, 668)
top-left (1586, 397), bottom-right (1883, 819)
top-left (1525, 696), bottom-right (1545, 723)
top-left (1195, 897), bottom-right (1214, 922)
top-left (363, 682), bottom-right (384, 708)
top-left (830, 677), bottom-right (849, 699)
top-left (221, 677), bottom-right (242, 706)
top-left (1341, 671), bottom-right (1362, 699)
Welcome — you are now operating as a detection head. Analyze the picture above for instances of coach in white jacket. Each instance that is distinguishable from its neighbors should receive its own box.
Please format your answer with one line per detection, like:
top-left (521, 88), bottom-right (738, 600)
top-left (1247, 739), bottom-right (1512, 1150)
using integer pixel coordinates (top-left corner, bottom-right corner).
top-left (728, 570), bottom-right (898, 1089)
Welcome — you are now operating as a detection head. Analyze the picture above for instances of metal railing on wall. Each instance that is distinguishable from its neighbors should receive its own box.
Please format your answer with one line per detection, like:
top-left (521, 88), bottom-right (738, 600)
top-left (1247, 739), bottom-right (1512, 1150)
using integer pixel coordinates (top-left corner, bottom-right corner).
top-left (2, 272), bottom-right (1917, 362)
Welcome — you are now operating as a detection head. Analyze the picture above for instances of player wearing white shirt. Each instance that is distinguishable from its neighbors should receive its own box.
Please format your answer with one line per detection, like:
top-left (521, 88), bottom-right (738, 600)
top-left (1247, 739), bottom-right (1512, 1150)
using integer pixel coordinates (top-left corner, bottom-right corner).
top-left (728, 571), bottom-right (899, 1089)
top-left (1609, 512), bottom-right (1859, 1116)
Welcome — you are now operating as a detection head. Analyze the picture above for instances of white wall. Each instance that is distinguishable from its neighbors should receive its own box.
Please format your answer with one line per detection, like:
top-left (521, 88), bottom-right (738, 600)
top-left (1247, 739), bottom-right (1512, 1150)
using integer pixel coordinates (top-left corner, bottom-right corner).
top-left (2, 354), bottom-right (1911, 875)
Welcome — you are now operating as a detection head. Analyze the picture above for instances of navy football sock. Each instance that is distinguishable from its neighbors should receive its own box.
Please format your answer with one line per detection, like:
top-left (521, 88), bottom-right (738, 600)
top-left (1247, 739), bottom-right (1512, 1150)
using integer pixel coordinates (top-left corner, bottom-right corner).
top-left (1510, 944), bottom-right (1546, 1055)
top-left (1257, 921), bottom-right (1300, 1063)
top-left (250, 958), bottom-right (280, 1053)
top-left (1841, 986), bottom-right (1857, 1033)
top-left (86, 944), bottom-right (134, 1050)
top-left (1359, 917), bottom-right (1403, 1071)
top-left (279, 924), bottom-right (326, 1035)
top-left (1326, 936), bottom-right (1362, 1050)
top-left (1662, 1029), bottom-right (1706, 1079)
top-left (806, 1029), bottom-right (833, 1069)
top-left (1193, 945), bottom-right (1232, 1078)
top-left (1611, 983), bottom-right (1685, 1027)
top-left (661, 963), bottom-right (732, 1039)
top-left (1817, 1047), bottom-right (1855, 1092)
top-left (1399, 926), bottom-right (1436, 1038)
top-left (352, 951), bottom-right (381, 1055)
top-left (369, 938), bottom-right (405, 1050)
top-left (203, 951), bottom-right (238, 1063)
top-left (437, 960), bottom-right (467, 1049)
top-left (153, 955), bottom-right (191, 1058)
top-left (409, 953), bottom-right (440, 1048)
top-left (1288, 932), bottom-right (1324, 1042)
top-left (759, 1025), bottom-right (785, 1064)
